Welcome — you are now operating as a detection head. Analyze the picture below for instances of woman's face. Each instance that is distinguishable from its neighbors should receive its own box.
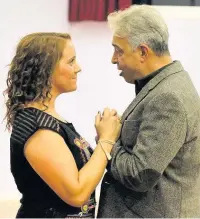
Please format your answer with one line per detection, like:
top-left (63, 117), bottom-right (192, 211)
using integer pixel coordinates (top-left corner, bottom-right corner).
top-left (51, 40), bottom-right (81, 94)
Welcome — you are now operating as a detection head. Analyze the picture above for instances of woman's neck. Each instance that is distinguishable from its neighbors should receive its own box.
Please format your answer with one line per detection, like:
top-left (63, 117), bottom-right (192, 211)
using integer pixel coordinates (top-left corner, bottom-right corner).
top-left (25, 97), bottom-right (68, 123)
top-left (25, 96), bottom-right (56, 112)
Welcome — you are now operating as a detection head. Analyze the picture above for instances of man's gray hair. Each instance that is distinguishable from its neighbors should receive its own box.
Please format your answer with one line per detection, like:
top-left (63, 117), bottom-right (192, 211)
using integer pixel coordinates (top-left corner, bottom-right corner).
top-left (108, 5), bottom-right (169, 56)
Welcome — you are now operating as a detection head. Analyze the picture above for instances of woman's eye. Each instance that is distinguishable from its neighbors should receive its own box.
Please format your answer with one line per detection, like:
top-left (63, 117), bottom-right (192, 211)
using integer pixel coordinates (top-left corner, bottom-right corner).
top-left (69, 59), bottom-right (75, 65)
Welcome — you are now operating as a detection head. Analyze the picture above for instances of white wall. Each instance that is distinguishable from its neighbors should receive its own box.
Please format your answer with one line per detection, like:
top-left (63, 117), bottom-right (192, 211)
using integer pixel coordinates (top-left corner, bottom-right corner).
top-left (0, 0), bottom-right (69, 200)
top-left (1, 1), bottom-right (200, 211)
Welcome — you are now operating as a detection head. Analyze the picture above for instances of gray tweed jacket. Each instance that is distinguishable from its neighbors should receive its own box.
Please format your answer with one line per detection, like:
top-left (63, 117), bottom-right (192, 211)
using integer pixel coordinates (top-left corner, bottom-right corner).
top-left (97, 61), bottom-right (200, 218)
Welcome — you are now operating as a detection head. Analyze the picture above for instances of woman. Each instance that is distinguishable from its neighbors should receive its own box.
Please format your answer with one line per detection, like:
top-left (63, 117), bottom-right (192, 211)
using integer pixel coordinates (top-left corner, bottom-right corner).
top-left (4, 32), bottom-right (121, 218)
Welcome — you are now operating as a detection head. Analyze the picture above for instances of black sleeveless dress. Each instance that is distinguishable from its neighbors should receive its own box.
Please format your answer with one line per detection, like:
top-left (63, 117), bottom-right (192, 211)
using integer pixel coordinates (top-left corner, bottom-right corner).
top-left (10, 108), bottom-right (96, 218)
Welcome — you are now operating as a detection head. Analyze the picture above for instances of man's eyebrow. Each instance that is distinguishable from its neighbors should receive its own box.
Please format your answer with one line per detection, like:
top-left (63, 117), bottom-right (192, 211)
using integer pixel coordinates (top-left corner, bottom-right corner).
top-left (112, 44), bottom-right (123, 50)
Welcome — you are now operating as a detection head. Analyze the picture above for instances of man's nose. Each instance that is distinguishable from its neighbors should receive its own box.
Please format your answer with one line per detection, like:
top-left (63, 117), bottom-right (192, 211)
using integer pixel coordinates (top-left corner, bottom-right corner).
top-left (111, 53), bottom-right (118, 64)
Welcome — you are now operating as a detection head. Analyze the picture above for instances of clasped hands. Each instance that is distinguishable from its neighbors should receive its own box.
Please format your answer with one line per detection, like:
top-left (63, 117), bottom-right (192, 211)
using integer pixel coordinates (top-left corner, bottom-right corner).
top-left (95, 108), bottom-right (122, 144)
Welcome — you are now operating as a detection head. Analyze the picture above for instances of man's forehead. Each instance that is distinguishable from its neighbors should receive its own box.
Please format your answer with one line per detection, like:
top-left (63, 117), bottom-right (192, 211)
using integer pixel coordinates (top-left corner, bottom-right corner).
top-left (112, 36), bottom-right (127, 48)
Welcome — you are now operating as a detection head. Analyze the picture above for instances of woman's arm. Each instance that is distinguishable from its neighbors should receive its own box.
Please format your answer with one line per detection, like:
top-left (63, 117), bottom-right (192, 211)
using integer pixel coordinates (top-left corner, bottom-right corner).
top-left (24, 129), bottom-right (112, 207)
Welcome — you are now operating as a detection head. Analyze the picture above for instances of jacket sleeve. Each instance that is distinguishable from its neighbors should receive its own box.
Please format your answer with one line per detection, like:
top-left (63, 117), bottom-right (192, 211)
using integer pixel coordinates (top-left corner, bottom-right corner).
top-left (110, 92), bottom-right (187, 192)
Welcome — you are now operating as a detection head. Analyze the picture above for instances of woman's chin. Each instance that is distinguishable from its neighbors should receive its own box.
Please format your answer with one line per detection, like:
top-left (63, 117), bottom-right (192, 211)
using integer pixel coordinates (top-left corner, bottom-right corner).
top-left (67, 86), bottom-right (77, 93)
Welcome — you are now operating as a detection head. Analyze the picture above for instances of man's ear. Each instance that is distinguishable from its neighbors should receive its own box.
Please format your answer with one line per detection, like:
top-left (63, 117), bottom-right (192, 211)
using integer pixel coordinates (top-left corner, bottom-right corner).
top-left (140, 44), bottom-right (149, 57)
top-left (139, 44), bottom-right (150, 63)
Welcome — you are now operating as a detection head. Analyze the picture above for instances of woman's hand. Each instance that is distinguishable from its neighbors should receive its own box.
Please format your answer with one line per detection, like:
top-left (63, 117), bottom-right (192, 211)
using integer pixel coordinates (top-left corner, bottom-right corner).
top-left (95, 108), bottom-right (122, 143)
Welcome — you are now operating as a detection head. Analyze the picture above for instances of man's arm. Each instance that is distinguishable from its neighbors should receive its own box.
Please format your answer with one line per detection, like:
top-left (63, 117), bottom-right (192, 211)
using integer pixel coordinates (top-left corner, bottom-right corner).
top-left (110, 92), bottom-right (187, 192)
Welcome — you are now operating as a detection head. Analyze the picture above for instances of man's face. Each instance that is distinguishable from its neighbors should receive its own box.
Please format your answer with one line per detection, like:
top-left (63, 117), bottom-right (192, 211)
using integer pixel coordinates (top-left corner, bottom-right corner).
top-left (111, 36), bottom-right (143, 84)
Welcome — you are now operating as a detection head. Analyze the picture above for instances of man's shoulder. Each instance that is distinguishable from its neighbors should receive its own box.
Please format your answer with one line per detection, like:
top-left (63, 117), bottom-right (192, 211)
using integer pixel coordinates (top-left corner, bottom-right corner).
top-left (148, 69), bottom-right (200, 116)
top-left (153, 69), bottom-right (196, 97)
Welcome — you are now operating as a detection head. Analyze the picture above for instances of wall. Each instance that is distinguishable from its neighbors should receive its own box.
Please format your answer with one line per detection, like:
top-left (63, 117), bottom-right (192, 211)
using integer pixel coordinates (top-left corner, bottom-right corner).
top-left (0, 0), bottom-right (69, 201)
top-left (0, 2), bottom-right (200, 217)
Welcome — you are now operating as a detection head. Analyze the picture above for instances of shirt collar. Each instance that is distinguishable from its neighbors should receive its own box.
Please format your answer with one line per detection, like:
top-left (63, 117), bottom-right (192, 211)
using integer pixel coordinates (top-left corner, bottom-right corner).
top-left (135, 62), bottom-right (173, 95)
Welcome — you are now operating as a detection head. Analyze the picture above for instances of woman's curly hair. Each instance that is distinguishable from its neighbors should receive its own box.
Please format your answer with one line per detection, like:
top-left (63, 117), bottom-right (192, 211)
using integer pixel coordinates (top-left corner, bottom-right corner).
top-left (3, 32), bottom-right (71, 131)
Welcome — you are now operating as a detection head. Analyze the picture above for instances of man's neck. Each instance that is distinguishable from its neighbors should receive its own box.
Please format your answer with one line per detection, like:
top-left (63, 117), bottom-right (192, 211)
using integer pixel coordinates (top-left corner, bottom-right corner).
top-left (143, 55), bottom-right (173, 77)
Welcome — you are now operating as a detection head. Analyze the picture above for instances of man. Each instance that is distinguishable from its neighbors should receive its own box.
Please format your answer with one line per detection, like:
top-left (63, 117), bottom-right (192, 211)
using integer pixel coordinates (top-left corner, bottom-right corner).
top-left (97, 5), bottom-right (200, 218)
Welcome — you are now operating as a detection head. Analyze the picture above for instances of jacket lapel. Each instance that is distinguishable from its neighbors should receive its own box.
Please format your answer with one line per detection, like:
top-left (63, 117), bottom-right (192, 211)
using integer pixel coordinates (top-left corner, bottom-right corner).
top-left (121, 61), bottom-right (184, 122)
top-left (121, 85), bottom-right (150, 122)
